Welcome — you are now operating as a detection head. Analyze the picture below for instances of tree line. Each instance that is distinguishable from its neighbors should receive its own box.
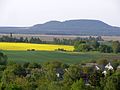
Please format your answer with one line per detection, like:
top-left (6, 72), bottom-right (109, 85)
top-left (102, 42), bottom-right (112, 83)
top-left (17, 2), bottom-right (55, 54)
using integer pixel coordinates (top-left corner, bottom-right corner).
top-left (0, 35), bottom-right (103, 45)
top-left (74, 40), bottom-right (120, 53)
top-left (0, 36), bottom-right (46, 44)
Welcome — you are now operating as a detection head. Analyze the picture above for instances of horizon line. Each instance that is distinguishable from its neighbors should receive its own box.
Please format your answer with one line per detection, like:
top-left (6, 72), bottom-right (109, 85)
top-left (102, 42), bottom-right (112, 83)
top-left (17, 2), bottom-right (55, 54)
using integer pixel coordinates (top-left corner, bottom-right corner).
top-left (0, 19), bottom-right (119, 27)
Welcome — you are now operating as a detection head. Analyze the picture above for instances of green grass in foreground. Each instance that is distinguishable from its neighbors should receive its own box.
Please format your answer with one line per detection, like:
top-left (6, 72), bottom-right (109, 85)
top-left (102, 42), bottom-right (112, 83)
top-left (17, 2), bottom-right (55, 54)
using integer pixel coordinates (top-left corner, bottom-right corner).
top-left (2, 51), bottom-right (120, 64)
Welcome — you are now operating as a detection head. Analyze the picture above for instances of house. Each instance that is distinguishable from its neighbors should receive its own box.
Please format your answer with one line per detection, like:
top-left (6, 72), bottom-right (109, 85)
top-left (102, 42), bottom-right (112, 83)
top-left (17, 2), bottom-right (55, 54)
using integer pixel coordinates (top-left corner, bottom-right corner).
top-left (95, 65), bottom-right (100, 70)
top-left (102, 70), bottom-right (107, 76)
top-left (101, 62), bottom-right (114, 77)
top-left (56, 68), bottom-right (64, 79)
top-left (105, 62), bottom-right (114, 70)
top-left (117, 65), bottom-right (120, 70)
top-left (81, 63), bottom-right (98, 68)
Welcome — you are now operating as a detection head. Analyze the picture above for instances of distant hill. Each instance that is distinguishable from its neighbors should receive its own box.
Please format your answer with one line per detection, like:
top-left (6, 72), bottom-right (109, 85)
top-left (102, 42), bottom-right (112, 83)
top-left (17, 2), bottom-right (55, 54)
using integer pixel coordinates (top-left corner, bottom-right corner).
top-left (0, 19), bottom-right (120, 35)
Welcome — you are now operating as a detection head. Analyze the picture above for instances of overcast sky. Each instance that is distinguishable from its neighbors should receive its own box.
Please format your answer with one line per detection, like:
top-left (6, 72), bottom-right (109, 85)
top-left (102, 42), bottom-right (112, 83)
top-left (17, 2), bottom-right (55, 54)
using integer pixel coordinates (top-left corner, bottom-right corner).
top-left (0, 0), bottom-right (119, 27)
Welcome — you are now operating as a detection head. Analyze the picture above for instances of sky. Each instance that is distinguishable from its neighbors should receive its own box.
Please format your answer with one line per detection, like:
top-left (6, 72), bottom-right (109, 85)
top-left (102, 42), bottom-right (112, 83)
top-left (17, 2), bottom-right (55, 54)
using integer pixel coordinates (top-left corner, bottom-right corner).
top-left (0, 0), bottom-right (120, 27)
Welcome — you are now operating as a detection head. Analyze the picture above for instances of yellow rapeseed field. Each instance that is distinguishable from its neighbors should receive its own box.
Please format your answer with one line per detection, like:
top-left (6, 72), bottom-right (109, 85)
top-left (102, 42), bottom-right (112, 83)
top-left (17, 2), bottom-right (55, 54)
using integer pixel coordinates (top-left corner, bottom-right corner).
top-left (0, 42), bottom-right (74, 51)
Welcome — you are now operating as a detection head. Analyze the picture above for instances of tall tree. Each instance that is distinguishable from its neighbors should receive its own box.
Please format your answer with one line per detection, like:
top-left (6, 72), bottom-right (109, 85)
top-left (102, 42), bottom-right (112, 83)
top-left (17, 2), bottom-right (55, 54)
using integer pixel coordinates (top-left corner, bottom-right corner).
top-left (112, 41), bottom-right (120, 53)
top-left (71, 78), bottom-right (85, 90)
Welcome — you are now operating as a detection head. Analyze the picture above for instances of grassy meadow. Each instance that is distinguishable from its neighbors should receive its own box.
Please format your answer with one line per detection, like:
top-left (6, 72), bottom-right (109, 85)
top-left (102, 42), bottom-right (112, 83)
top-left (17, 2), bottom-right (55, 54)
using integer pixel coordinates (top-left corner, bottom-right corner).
top-left (2, 50), bottom-right (120, 64)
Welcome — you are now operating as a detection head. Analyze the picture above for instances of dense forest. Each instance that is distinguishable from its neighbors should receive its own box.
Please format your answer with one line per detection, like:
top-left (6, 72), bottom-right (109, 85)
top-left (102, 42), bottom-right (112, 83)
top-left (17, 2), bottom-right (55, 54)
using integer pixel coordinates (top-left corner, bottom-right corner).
top-left (0, 52), bottom-right (120, 90)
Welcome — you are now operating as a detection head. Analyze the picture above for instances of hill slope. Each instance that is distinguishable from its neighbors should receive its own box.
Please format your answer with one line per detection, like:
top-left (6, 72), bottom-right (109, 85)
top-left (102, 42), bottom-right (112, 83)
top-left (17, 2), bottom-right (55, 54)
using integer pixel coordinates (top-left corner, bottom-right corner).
top-left (0, 19), bottom-right (120, 35)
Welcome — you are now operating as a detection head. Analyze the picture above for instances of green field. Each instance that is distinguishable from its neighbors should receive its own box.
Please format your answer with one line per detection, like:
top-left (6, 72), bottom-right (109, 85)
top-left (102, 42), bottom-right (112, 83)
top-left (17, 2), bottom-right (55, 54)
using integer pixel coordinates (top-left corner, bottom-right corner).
top-left (2, 50), bottom-right (120, 64)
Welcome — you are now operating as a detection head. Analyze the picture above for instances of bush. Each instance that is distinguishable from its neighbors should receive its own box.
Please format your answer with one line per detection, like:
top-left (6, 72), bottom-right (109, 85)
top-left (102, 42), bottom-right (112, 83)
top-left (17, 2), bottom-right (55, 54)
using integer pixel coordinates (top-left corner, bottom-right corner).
top-left (27, 49), bottom-right (35, 51)
top-left (0, 52), bottom-right (7, 65)
top-left (55, 48), bottom-right (67, 52)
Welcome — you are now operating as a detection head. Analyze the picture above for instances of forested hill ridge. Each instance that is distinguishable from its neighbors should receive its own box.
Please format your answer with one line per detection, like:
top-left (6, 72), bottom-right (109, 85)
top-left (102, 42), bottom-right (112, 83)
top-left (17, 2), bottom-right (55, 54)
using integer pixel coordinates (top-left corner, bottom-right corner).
top-left (0, 19), bottom-right (120, 35)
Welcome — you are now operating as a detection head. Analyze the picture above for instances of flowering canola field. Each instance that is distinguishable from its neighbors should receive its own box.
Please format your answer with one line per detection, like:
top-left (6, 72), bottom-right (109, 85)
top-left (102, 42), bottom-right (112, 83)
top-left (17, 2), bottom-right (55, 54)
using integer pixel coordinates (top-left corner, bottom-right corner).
top-left (0, 42), bottom-right (74, 51)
